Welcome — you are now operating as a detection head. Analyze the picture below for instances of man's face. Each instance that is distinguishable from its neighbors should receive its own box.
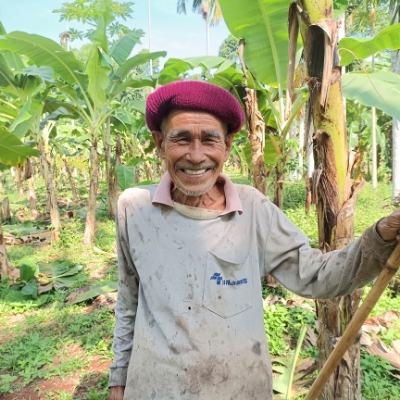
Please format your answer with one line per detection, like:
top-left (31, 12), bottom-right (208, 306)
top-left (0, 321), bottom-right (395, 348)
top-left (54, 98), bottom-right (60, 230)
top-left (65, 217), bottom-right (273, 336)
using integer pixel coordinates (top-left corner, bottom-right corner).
top-left (152, 109), bottom-right (234, 196)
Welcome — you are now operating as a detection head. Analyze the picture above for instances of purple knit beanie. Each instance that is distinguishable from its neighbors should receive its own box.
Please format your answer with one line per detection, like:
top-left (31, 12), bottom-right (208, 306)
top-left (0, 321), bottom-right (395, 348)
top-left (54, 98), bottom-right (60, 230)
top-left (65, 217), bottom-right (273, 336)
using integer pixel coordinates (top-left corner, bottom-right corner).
top-left (145, 80), bottom-right (244, 134)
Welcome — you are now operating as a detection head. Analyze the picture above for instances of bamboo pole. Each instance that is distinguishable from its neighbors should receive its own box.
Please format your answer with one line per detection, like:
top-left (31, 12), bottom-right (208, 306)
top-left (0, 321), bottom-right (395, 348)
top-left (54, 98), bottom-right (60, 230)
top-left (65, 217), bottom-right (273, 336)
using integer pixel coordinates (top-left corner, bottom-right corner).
top-left (305, 242), bottom-right (400, 400)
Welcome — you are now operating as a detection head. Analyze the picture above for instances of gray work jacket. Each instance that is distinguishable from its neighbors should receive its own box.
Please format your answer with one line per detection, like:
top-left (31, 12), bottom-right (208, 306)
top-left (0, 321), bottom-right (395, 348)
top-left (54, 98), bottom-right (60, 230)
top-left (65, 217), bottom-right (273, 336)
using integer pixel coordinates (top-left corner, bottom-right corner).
top-left (109, 183), bottom-right (394, 399)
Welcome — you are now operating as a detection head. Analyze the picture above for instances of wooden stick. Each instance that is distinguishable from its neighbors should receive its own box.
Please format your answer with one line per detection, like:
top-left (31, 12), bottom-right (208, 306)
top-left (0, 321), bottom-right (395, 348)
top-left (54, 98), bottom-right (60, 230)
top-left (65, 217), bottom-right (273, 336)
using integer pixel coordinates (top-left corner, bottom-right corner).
top-left (304, 243), bottom-right (400, 400)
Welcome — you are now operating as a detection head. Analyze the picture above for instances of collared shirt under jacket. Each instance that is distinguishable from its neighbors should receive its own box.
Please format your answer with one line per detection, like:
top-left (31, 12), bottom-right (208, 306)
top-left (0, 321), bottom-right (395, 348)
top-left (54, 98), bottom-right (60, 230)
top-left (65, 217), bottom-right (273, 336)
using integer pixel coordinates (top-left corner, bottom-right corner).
top-left (109, 173), bottom-right (394, 399)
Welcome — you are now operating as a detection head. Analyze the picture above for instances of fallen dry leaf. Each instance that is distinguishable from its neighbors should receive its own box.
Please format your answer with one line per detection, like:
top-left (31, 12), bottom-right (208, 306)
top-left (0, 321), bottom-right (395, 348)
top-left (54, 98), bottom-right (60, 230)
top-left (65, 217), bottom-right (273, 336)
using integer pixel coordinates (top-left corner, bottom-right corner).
top-left (365, 338), bottom-right (400, 371)
top-left (304, 326), bottom-right (318, 347)
top-left (392, 340), bottom-right (400, 356)
top-left (360, 331), bottom-right (373, 347)
top-left (295, 358), bottom-right (317, 380)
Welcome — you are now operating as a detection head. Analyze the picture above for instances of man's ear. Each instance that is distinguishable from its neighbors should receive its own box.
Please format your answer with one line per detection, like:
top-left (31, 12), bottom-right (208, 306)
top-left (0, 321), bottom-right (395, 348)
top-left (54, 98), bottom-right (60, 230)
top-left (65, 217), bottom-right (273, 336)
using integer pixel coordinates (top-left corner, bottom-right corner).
top-left (152, 131), bottom-right (166, 160)
top-left (224, 133), bottom-right (234, 162)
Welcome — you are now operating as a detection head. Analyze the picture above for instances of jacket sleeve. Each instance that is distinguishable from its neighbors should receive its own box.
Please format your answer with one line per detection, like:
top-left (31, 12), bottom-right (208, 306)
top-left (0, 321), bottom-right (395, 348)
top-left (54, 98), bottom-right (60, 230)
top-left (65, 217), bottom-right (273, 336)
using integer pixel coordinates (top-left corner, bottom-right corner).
top-left (109, 204), bottom-right (139, 387)
top-left (265, 205), bottom-right (396, 299)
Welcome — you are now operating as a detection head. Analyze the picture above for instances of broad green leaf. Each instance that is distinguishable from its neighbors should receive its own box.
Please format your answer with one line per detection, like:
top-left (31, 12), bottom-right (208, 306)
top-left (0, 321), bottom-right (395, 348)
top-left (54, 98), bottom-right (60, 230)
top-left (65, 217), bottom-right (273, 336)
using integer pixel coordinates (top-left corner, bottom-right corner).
top-left (52, 82), bottom-right (79, 102)
top-left (264, 134), bottom-right (278, 165)
top-left (0, 129), bottom-right (39, 166)
top-left (38, 259), bottom-right (86, 290)
top-left (110, 32), bottom-right (143, 65)
top-left (11, 96), bottom-right (43, 139)
top-left (342, 72), bottom-right (400, 121)
top-left (117, 164), bottom-right (135, 190)
top-left (67, 281), bottom-right (118, 305)
top-left (219, 0), bottom-right (290, 88)
top-left (339, 23), bottom-right (400, 66)
top-left (3, 222), bottom-right (43, 236)
top-left (333, 0), bottom-right (349, 18)
top-left (40, 106), bottom-right (79, 129)
top-left (109, 76), bottom-right (157, 99)
top-left (23, 65), bottom-right (54, 81)
top-left (85, 45), bottom-right (111, 109)
top-left (4, 290), bottom-right (49, 308)
top-left (115, 51), bottom-right (167, 80)
top-left (0, 21), bottom-right (25, 72)
top-left (38, 258), bottom-right (77, 277)
top-left (43, 100), bottom-right (79, 115)
top-left (0, 32), bottom-right (85, 87)
top-left (158, 56), bottom-right (234, 85)
top-left (183, 56), bottom-right (234, 71)
top-left (92, 0), bottom-right (114, 53)
top-left (0, 53), bottom-right (16, 87)
top-left (21, 280), bottom-right (38, 299)
top-left (209, 67), bottom-right (245, 108)
top-left (19, 258), bottom-right (39, 281)
top-left (128, 99), bottom-right (146, 114)
top-left (0, 50), bottom-right (25, 72)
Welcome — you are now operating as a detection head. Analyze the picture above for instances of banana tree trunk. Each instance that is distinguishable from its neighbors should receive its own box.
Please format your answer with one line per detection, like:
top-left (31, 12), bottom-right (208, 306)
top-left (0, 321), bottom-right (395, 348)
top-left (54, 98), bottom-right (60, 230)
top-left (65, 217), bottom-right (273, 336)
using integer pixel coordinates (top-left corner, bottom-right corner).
top-left (104, 119), bottom-right (121, 220)
top-left (0, 203), bottom-right (12, 279)
top-left (27, 177), bottom-right (38, 219)
top-left (294, 1), bottom-right (363, 398)
top-left (137, 143), bottom-right (154, 182)
top-left (15, 167), bottom-right (24, 199)
top-left (238, 40), bottom-right (268, 196)
top-left (37, 139), bottom-right (61, 241)
top-left (62, 156), bottom-right (79, 202)
top-left (83, 130), bottom-right (100, 245)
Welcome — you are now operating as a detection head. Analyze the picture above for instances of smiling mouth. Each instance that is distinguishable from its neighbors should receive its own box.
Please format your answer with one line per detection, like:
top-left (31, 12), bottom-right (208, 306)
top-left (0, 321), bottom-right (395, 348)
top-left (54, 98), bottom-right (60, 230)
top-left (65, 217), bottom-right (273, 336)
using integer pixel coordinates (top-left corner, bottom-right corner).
top-left (182, 168), bottom-right (209, 175)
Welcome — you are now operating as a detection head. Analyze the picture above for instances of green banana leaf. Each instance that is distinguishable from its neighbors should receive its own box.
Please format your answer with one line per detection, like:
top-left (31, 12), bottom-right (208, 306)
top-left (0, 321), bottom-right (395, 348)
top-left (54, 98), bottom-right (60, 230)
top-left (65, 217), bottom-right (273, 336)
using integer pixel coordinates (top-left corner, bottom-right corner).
top-left (0, 32), bottom-right (85, 87)
top-left (264, 134), bottom-right (278, 165)
top-left (23, 65), bottom-right (54, 81)
top-left (209, 66), bottom-right (245, 108)
top-left (115, 51), bottom-right (167, 80)
top-left (92, 0), bottom-right (114, 53)
top-left (117, 164), bottom-right (135, 190)
top-left (85, 44), bottom-right (111, 109)
top-left (219, 0), bottom-right (291, 88)
top-left (0, 20), bottom-right (25, 72)
top-left (110, 31), bottom-right (143, 66)
top-left (10, 96), bottom-right (43, 138)
top-left (0, 53), bottom-right (16, 87)
top-left (19, 258), bottom-right (39, 281)
top-left (67, 282), bottom-right (118, 305)
top-left (339, 23), bottom-right (400, 66)
top-left (0, 129), bottom-right (39, 166)
top-left (342, 71), bottom-right (400, 121)
top-left (158, 56), bottom-right (234, 85)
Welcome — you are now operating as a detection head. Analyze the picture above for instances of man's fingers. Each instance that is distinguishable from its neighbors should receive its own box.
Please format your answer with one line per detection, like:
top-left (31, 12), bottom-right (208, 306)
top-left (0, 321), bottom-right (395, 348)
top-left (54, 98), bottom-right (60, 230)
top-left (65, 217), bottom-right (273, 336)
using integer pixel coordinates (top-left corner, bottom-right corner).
top-left (377, 209), bottom-right (400, 243)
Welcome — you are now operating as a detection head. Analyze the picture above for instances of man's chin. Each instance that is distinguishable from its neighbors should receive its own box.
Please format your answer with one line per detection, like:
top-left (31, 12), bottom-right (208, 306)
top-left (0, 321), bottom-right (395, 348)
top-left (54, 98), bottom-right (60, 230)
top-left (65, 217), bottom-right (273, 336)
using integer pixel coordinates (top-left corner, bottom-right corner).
top-left (175, 183), bottom-right (215, 197)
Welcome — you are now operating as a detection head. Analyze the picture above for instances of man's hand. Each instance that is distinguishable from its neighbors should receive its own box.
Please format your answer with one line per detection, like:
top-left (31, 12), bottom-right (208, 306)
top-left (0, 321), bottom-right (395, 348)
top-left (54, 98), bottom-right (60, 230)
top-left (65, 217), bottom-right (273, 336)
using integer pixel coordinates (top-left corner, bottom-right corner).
top-left (376, 208), bottom-right (400, 244)
top-left (108, 386), bottom-right (125, 400)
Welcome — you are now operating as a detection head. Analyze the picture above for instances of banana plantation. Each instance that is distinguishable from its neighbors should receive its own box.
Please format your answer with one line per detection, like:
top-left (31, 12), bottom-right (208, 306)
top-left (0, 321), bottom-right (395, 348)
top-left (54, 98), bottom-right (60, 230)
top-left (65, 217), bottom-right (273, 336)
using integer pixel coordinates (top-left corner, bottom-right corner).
top-left (0, 0), bottom-right (400, 399)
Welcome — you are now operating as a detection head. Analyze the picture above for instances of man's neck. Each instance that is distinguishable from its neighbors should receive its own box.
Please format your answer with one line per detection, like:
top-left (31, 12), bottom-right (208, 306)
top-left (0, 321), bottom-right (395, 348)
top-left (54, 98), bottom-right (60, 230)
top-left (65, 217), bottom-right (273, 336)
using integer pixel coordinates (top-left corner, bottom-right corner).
top-left (171, 182), bottom-right (226, 211)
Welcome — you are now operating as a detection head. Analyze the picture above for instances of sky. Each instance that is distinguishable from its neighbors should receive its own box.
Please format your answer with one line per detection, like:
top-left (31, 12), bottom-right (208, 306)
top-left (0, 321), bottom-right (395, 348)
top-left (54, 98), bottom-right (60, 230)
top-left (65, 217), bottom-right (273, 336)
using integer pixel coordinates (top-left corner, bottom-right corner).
top-left (0, 0), bottom-right (231, 62)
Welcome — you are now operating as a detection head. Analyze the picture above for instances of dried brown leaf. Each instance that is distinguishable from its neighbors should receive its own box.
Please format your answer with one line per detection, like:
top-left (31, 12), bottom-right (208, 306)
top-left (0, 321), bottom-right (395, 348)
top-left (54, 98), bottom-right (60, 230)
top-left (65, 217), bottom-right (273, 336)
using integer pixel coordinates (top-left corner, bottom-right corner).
top-left (366, 338), bottom-right (400, 371)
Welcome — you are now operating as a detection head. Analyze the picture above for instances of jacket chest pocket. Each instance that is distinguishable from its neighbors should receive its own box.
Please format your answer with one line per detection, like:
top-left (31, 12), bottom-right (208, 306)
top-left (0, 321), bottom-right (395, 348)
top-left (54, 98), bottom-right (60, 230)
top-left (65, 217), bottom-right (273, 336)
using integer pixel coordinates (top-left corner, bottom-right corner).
top-left (202, 252), bottom-right (253, 319)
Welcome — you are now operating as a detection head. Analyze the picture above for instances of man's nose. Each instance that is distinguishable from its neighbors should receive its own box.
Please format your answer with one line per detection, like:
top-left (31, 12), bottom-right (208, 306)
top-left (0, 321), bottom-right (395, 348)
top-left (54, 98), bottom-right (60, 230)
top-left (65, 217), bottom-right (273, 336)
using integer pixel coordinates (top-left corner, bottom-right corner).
top-left (186, 140), bottom-right (206, 164)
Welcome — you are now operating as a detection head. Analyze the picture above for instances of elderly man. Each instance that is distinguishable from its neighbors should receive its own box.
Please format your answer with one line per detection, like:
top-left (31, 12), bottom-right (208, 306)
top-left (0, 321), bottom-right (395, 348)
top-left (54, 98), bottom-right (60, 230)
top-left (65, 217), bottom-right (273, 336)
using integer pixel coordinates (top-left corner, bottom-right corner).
top-left (108, 80), bottom-right (400, 400)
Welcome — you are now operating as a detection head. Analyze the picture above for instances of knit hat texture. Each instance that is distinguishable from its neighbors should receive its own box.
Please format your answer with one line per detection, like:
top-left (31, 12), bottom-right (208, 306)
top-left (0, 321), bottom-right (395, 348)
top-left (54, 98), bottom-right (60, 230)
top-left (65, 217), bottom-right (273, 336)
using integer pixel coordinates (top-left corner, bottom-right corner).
top-left (145, 80), bottom-right (244, 134)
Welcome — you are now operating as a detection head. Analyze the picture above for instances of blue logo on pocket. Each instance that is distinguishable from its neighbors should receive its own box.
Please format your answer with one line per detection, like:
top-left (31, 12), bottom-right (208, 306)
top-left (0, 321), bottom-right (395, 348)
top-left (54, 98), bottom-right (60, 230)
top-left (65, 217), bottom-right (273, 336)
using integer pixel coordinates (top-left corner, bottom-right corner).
top-left (210, 273), bottom-right (248, 286)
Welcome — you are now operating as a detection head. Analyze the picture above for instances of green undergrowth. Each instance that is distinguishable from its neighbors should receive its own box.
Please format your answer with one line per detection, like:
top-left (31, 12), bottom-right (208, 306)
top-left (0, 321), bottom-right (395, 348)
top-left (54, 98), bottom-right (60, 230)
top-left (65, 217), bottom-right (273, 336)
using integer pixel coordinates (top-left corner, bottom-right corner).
top-left (0, 175), bottom-right (398, 399)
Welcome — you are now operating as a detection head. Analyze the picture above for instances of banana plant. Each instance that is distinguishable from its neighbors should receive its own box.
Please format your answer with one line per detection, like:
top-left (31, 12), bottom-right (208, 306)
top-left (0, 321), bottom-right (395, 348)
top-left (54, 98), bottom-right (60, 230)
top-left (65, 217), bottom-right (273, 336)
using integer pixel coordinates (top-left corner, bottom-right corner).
top-left (0, 0), bottom-right (166, 245)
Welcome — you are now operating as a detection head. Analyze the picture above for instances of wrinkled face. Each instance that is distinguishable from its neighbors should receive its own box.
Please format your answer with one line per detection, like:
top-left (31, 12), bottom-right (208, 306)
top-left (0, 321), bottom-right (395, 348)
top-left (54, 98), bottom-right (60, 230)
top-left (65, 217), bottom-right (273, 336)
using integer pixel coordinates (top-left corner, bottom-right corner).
top-left (152, 110), bottom-right (234, 196)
